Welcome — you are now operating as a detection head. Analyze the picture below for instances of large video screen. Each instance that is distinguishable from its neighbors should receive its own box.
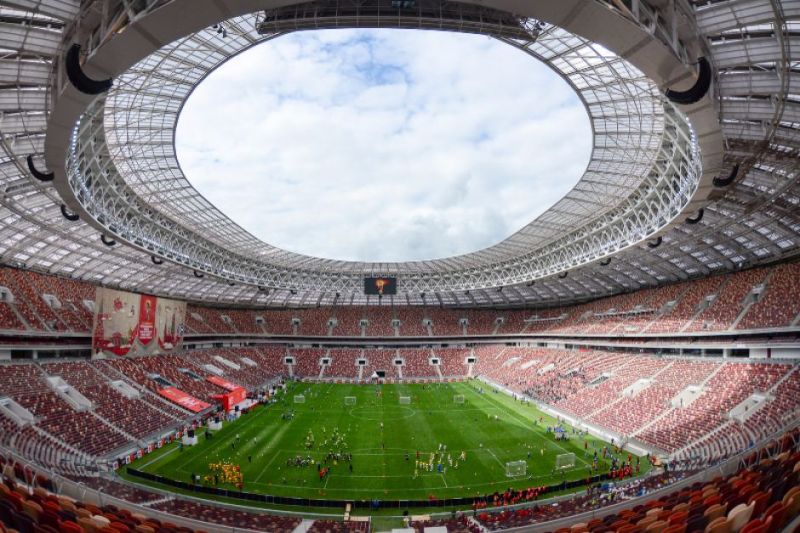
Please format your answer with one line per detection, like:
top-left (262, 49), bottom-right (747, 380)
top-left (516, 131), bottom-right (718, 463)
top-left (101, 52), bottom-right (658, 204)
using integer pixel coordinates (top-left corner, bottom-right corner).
top-left (92, 287), bottom-right (186, 357)
top-left (364, 276), bottom-right (397, 295)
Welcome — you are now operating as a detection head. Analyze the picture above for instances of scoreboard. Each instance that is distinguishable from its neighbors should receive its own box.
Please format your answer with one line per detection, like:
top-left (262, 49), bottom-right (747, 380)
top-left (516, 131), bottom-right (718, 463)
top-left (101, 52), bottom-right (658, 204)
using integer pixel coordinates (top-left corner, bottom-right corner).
top-left (364, 276), bottom-right (397, 296)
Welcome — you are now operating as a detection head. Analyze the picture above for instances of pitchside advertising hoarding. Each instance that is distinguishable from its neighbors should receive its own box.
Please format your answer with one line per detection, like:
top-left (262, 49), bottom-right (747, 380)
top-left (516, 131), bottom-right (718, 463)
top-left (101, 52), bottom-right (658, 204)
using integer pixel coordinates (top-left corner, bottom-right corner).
top-left (92, 287), bottom-right (187, 357)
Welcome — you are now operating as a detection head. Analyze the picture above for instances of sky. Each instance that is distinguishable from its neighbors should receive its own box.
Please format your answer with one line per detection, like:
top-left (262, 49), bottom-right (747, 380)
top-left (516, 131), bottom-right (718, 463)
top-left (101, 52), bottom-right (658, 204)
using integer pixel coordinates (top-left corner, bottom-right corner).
top-left (176, 29), bottom-right (591, 263)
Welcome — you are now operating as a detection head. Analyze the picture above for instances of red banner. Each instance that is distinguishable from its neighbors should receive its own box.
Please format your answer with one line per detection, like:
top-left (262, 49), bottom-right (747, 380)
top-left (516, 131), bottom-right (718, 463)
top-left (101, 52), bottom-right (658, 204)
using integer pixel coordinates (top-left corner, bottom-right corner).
top-left (158, 387), bottom-right (211, 412)
top-left (138, 294), bottom-right (157, 345)
top-left (206, 375), bottom-right (242, 391)
top-left (92, 287), bottom-right (186, 357)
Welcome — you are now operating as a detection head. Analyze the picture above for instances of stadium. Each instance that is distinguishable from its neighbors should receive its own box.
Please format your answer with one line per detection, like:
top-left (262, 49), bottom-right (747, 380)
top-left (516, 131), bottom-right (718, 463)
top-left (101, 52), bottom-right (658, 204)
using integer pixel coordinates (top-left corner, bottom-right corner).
top-left (0, 0), bottom-right (799, 532)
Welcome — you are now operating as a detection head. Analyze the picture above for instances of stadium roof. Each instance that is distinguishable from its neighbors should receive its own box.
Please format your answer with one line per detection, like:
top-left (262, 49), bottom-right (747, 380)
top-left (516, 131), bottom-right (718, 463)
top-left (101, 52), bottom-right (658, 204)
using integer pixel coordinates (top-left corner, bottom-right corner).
top-left (0, 0), bottom-right (798, 307)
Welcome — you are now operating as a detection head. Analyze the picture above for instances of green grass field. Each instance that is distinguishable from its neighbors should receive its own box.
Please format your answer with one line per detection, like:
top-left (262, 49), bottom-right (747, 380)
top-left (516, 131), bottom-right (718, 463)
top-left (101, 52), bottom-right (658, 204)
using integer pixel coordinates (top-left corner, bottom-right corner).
top-left (125, 381), bottom-right (650, 505)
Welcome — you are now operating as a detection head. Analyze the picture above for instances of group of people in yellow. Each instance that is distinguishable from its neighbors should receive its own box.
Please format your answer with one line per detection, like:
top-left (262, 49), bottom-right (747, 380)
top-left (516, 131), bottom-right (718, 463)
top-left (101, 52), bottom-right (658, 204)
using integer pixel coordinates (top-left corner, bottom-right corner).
top-left (204, 461), bottom-right (244, 488)
top-left (413, 445), bottom-right (467, 478)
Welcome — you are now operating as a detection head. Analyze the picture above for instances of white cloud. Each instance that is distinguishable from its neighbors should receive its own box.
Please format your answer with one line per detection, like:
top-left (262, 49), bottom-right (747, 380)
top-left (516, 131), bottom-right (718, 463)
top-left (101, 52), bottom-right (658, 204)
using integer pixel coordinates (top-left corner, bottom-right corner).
top-left (176, 29), bottom-right (591, 262)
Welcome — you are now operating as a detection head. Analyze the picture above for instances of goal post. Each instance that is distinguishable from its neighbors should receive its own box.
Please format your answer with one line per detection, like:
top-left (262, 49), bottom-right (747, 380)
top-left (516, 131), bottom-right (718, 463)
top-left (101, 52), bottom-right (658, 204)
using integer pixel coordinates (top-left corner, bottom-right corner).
top-left (344, 396), bottom-right (357, 406)
top-left (399, 396), bottom-right (411, 405)
top-left (294, 394), bottom-right (305, 404)
top-left (505, 460), bottom-right (526, 477)
top-left (453, 395), bottom-right (465, 404)
top-left (555, 452), bottom-right (576, 470)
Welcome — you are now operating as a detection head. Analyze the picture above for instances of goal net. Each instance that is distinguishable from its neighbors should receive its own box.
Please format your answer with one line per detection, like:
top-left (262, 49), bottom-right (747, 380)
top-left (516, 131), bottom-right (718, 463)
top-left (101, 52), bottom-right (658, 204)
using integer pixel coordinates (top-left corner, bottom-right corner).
top-left (453, 395), bottom-right (465, 404)
top-left (294, 395), bottom-right (305, 404)
top-left (555, 452), bottom-right (576, 470)
top-left (505, 460), bottom-right (526, 477)
top-left (344, 396), bottom-right (356, 406)
top-left (399, 396), bottom-right (411, 405)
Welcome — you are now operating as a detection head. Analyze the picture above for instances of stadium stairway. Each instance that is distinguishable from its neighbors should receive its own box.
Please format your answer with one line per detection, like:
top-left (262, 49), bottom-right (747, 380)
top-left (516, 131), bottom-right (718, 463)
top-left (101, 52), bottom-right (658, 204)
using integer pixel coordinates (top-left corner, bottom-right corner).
top-left (678, 277), bottom-right (731, 333)
top-left (318, 356), bottom-right (326, 379)
top-left (292, 519), bottom-right (315, 533)
top-left (137, 495), bottom-right (175, 508)
top-left (88, 411), bottom-right (140, 448)
top-left (7, 304), bottom-right (31, 331)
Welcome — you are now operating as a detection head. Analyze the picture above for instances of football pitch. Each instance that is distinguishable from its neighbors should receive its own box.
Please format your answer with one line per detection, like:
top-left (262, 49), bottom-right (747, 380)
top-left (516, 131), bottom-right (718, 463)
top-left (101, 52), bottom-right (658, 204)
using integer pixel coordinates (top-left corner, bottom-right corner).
top-left (125, 381), bottom-right (650, 504)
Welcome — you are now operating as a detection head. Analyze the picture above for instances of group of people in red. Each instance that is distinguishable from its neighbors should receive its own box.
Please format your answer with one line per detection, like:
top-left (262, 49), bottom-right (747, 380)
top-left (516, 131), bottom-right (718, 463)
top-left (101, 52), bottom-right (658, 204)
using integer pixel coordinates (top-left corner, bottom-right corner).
top-left (608, 452), bottom-right (645, 481)
top-left (470, 486), bottom-right (549, 511)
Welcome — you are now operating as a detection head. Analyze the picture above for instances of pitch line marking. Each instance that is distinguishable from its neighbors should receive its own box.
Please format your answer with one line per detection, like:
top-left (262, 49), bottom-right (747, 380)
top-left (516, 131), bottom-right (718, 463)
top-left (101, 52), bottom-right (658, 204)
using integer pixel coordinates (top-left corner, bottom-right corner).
top-left (254, 450), bottom-right (283, 483)
top-left (139, 446), bottom-right (179, 469)
top-left (486, 448), bottom-right (506, 469)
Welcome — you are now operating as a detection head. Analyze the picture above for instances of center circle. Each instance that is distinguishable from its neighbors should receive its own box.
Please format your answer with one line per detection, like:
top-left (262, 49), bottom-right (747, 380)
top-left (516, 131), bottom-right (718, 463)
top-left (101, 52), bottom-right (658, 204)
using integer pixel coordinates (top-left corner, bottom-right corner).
top-left (176, 28), bottom-right (591, 263)
top-left (349, 405), bottom-right (416, 420)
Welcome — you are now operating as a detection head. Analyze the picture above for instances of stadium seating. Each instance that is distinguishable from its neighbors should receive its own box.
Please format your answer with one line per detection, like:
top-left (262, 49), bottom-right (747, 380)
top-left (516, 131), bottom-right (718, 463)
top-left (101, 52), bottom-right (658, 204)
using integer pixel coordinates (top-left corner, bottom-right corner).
top-left (246, 346), bottom-right (290, 381)
top-left (401, 349), bottom-right (435, 377)
top-left (306, 520), bottom-right (371, 532)
top-left (0, 303), bottom-right (25, 331)
top-left (645, 276), bottom-right (727, 333)
top-left (21, 271), bottom-right (94, 333)
top-left (473, 347), bottom-right (799, 463)
top-left (495, 310), bottom-right (530, 335)
top-left (430, 309), bottom-right (464, 336)
top-left (2, 425), bottom-right (90, 477)
top-left (334, 306), bottom-right (365, 336)
top-left (295, 307), bottom-right (333, 336)
top-left (411, 516), bottom-right (481, 532)
top-left (0, 270), bottom-right (49, 331)
top-left (396, 306), bottom-right (429, 336)
top-left (554, 356), bottom-right (670, 418)
top-left (364, 305), bottom-right (396, 337)
top-left (463, 310), bottom-right (498, 335)
top-left (67, 476), bottom-right (166, 504)
top-left (150, 499), bottom-right (301, 531)
top-left (180, 348), bottom-right (283, 388)
top-left (590, 360), bottom-right (719, 436)
top-left (259, 309), bottom-right (294, 335)
top-left (327, 349), bottom-right (361, 378)
top-left (436, 348), bottom-right (471, 377)
top-left (104, 355), bottom-right (226, 402)
top-left (40, 361), bottom-right (179, 439)
top-left (0, 261), bottom-right (799, 337)
top-left (686, 268), bottom-right (768, 332)
top-left (0, 364), bottom-right (132, 456)
top-left (218, 309), bottom-right (261, 334)
top-left (744, 367), bottom-right (800, 442)
top-left (737, 262), bottom-right (800, 330)
top-left (636, 362), bottom-right (791, 454)
top-left (611, 283), bottom-right (688, 334)
top-left (361, 349), bottom-right (400, 379)
top-left (291, 348), bottom-right (326, 378)
top-left (185, 305), bottom-right (235, 334)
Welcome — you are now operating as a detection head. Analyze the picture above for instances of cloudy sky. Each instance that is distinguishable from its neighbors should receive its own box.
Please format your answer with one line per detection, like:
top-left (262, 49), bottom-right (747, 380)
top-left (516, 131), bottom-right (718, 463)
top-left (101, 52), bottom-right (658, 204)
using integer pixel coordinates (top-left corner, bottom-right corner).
top-left (176, 29), bottom-right (591, 263)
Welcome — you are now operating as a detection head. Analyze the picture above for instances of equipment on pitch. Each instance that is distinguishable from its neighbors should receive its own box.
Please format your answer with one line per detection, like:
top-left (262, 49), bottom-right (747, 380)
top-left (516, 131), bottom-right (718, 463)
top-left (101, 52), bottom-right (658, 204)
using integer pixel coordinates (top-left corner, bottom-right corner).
top-left (344, 396), bottom-right (356, 406)
top-left (505, 460), bottom-right (527, 477)
top-left (453, 395), bottom-right (465, 404)
top-left (399, 396), bottom-right (411, 405)
top-left (555, 452), bottom-right (576, 470)
top-left (294, 395), bottom-right (305, 404)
